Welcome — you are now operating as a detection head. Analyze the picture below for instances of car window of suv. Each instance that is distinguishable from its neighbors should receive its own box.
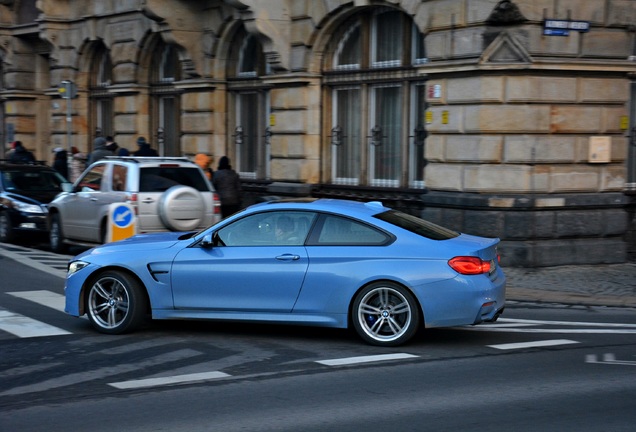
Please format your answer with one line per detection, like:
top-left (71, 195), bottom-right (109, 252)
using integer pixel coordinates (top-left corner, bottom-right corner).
top-left (77, 165), bottom-right (106, 192)
top-left (139, 167), bottom-right (208, 192)
top-left (111, 165), bottom-right (128, 191)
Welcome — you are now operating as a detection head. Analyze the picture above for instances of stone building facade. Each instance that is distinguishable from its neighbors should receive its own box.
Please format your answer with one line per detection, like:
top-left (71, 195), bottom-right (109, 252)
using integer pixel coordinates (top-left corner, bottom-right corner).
top-left (0, 0), bottom-right (635, 266)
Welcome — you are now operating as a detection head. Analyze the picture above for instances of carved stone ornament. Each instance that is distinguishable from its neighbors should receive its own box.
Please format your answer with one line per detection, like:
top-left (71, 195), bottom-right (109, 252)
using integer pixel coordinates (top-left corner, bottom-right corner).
top-left (486, 0), bottom-right (528, 26)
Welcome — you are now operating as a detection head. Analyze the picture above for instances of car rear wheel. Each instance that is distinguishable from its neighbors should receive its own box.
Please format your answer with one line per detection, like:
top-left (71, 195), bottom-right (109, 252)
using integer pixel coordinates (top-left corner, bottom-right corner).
top-left (49, 213), bottom-right (67, 253)
top-left (0, 211), bottom-right (15, 243)
top-left (352, 282), bottom-right (420, 347)
top-left (86, 271), bottom-right (147, 334)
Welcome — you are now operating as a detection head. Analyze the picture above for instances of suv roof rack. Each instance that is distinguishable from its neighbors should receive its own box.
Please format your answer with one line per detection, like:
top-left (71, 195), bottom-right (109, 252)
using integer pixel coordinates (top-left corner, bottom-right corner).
top-left (103, 156), bottom-right (193, 164)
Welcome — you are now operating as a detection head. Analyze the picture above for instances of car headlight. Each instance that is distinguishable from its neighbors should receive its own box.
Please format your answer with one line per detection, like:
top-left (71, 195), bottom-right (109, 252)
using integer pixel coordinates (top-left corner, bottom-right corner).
top-left (68, 260), bottom-right (89, 275)
top-left (13, 201), bottom-right (45, 213)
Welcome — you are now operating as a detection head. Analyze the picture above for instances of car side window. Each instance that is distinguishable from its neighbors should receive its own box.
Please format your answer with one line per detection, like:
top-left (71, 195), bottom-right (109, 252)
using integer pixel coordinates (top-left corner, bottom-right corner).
top-left (217, 211), bottom-right (317, 246)
top-left (111, 165), bottom-right (128, 191)
top-left (312, 214), bottom-right (390, 246)
top-left (77, 165), bottom-right (106, 192)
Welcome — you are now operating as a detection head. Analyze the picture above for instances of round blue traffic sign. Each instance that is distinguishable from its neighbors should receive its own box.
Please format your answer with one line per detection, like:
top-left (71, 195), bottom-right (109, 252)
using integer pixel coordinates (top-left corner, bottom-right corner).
top-left (112, 205), bottom-right (133, 228)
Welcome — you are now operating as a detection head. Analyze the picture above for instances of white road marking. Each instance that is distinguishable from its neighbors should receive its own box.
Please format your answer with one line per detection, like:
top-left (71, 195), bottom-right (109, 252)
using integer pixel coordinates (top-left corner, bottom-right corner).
top-left (585, 353), bottom-right (636, 366)
top-left (8, 290), bottom-right (66, 313)
top-left (0, 309), bottom-right (70, 338)
top-left (109, 371), bottom-right (231, 389)
top-left (498, 318), bottom-right (636, 328)
top-left (1, 349), bottom-right (203, 396)
top-left (0, 244), bottom-right (70, 279)
top-left (316, 353), bottom-right (419, 366)
top-left (488, 339), bottom-right (579, 350)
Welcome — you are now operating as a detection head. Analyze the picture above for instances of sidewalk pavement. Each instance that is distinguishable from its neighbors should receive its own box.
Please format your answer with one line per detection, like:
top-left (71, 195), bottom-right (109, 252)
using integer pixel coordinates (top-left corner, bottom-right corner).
top-left (504, 262), bottom-right (636, 308)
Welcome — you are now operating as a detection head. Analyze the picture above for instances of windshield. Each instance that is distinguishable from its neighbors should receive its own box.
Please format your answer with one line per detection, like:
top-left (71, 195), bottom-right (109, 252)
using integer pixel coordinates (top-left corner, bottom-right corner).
top-left (2, 170), bottom-right (66, 192)
top-left (374, 210), bottom-right (459, 240)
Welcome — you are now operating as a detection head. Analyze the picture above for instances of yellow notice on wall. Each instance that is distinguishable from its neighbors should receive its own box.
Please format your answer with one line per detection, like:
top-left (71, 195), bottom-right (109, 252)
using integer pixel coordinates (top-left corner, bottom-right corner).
top-left (442, 111), bottom-right (449, 125)
top-left (425, 111), bottom-right (433, 124)
top-left (269, 114), bottom-right (276, 127)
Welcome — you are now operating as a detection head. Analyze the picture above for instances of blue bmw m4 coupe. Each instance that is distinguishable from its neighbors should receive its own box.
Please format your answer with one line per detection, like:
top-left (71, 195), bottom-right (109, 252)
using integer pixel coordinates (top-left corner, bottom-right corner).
top-left (65, 198), bottom-right (506, 346)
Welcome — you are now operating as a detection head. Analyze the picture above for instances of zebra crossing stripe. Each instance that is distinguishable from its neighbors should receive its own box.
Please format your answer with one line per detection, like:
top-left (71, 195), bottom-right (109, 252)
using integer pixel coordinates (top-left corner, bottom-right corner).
top-left (8, 290), bottom-right (66, 313)
top-left (0, 309), bottom-right (71, 338)
top-left (109, 371), bottom-right (231, 389)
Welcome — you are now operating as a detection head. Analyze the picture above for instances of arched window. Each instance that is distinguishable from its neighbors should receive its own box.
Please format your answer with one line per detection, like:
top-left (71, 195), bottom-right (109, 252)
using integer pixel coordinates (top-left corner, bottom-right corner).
top-left (326, 8), bottom-right (428, 188)
top-left (89, 44), bottom-right (113, 139)
top-left (229, 28), bottom-right (270, 179)
top-left (150, 42), bottom-right (181, 156)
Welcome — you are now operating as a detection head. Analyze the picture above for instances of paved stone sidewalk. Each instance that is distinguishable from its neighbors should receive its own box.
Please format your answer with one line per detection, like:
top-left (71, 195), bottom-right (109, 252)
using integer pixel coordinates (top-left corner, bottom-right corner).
top-left (504, 262), bottom-right (636, 308)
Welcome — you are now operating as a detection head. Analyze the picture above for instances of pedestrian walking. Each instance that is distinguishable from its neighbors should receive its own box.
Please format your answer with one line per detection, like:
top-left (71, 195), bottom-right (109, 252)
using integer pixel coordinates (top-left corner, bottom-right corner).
top-left (133, 137), bottom-right (158, 156)
top-left (194, 153), bottom-right (214, 181)
top-left (8, 141), bottom-right (35, 164)
top-left (87, 137), bottom-right (113, 165)
top-left (52, 147), bottom-right (69, 179)
top-left (212, 156), bottom-right (242, 218)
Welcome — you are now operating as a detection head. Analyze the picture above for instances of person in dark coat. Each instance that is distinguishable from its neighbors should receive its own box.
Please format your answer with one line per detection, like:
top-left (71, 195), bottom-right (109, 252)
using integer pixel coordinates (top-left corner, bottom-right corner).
top-left (212, 156), bottom-right (242, 218)
top-left (8, 141), bottom-right (35, 164)
top-left (133, 137), bottom-right (158, 156)
top-left (87, 137), bottom-right (113, 165)
top-left (52, 147), bottom-right (69, 179)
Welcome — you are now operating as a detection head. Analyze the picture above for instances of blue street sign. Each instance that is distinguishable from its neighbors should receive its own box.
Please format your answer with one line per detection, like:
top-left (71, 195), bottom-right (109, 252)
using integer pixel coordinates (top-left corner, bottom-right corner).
top-left (112, 204), bottom-right (133, 228)
top-left (544, 19), bottom-right (590, 36)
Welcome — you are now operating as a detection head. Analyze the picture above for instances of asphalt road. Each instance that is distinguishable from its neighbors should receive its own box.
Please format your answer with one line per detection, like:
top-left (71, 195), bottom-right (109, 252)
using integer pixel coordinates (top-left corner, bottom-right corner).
top-left (1, 243), bottom-right (635, 431)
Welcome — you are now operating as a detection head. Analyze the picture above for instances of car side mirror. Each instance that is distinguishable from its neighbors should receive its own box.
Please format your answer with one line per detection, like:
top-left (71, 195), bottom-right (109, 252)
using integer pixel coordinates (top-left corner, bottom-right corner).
top-left (61, 182), bottom-right (74, 192)
top-left (200, 233), bottom-right (214, 248)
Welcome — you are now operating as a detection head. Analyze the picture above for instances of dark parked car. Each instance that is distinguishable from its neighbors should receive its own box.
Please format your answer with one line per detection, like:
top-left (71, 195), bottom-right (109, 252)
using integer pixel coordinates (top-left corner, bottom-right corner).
top-left (0, 160), bottom-right (69, 243)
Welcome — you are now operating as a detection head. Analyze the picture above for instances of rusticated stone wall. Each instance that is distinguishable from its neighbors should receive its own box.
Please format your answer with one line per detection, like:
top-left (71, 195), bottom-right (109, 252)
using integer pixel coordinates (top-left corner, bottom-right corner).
top-left (0, 0), bottom-right (633, 266)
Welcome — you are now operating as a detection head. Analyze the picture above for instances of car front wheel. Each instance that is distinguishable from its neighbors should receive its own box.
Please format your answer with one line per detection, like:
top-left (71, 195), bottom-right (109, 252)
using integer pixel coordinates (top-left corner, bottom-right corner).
top-left (0, 211), bottom-right (14, 243)
top-left (86, 271), bottom-right (147, 334)
top-left (49, 213), bottom-right (67, 253)
top-left (352, 282), bottom-right (420, 347)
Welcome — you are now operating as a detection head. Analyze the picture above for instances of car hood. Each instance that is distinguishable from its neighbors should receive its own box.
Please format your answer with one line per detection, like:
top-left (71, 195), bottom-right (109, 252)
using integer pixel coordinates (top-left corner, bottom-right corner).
top-left (6, 190), bottom-right (61, 205)
top-left (76, 231), bottom-right (190, 259)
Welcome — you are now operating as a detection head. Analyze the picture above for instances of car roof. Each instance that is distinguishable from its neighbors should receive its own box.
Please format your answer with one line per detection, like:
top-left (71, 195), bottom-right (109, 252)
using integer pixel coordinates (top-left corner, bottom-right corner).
top-left (249, 198), bottom-right (390, 218)
top-left (102, 156), bottom-right (197, 165)
top-left (0, 160), bottom-right (54, 171)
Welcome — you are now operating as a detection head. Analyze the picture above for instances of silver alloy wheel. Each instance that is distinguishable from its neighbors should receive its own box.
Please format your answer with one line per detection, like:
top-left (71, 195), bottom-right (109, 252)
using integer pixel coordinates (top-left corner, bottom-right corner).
top-left (353, 283), bottom-right (419, 346)
top-left (87, 276), bottom-right (131, 330)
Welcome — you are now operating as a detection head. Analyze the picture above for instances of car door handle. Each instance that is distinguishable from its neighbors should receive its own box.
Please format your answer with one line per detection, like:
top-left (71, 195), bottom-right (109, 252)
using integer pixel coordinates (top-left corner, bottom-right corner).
top-left (141, 198), bottom-right (154, 204)
top-left (276, 254), bottom-right (300, 261)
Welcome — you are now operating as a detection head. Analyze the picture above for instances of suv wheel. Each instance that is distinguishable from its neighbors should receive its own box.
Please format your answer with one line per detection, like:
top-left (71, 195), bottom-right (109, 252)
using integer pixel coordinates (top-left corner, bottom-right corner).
top-left (158, 185), bottom-right (205, 231)
top-left (50, 213), bottom-right (67, 253)
top-left (0, 211), bottom-right (14, 243)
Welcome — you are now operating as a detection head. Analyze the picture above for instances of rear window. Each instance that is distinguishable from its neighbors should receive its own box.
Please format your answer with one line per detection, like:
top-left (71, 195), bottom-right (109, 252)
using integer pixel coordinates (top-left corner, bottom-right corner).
top-left (2, 169), bottom-right (66, 192)
top-left (374, 210), bottom-right (459, 240)
top-left (139, 167), bottom-right (209, 192)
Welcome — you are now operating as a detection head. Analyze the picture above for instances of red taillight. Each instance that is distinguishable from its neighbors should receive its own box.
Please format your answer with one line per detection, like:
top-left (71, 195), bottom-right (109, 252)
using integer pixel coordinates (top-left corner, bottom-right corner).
top-left (448, 256), bottom-right (491, 275)
top-left (213, 193), bottom-right (221, 214)
top-left (126, 193), bottom-right (139, 215)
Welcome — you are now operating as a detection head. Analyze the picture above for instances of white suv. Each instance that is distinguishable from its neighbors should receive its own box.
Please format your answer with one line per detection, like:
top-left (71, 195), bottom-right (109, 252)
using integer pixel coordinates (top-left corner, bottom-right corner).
top-left (48, 156), bottom-right (221, 253)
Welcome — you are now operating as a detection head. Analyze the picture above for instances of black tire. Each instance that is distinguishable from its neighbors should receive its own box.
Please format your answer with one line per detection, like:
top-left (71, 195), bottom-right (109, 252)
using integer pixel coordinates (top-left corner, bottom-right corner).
top-left (49, 213), bottom-right (67, 253)
top-left (351, 281), bottom-right (420, 347)
top-left (85, 270), bottom-right (147, 334)
top-left (0, 211), bottom-right (15, 243)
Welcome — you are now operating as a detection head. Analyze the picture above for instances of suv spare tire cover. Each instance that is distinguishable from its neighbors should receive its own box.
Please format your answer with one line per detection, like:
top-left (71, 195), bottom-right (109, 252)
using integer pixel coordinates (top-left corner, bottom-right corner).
top-left (158, 185), bottom-right (205, 231)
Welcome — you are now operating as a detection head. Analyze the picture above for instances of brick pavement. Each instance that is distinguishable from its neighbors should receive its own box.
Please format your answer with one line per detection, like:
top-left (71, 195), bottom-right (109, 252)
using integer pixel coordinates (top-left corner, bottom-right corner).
top-left (504, 262), bottom-right (636, 308)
